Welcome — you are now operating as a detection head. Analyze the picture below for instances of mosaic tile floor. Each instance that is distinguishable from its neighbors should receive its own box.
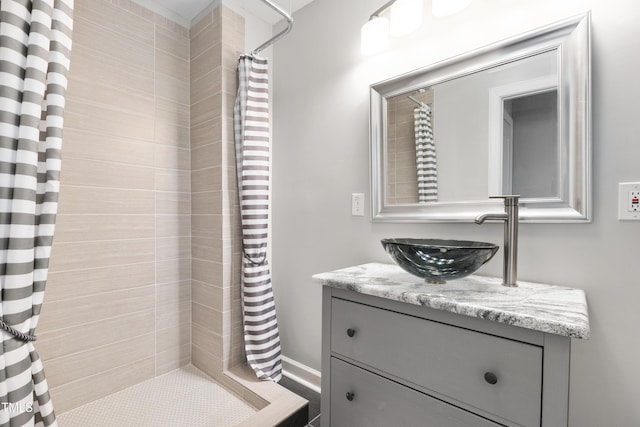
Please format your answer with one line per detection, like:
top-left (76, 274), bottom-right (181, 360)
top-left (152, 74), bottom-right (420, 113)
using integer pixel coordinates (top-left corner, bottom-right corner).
top-left (57, 365), bottom-right (256, 427)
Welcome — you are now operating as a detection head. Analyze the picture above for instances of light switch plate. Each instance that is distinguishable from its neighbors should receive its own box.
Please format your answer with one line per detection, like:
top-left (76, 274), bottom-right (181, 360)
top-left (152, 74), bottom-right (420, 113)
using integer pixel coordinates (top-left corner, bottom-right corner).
top-left (618, 182), bottom-right (640, 220)
top-left (351, 193), bottom-right (365, 217)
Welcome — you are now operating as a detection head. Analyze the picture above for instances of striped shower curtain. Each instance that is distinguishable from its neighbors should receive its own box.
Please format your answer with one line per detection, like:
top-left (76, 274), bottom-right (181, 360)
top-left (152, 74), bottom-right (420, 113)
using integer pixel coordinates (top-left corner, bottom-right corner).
top-left (414, 103), bottom-right (438, 202)
top-left (0, 0), bottom-right (74, 425)
top-left (233, 55), bottom-right (282, 382)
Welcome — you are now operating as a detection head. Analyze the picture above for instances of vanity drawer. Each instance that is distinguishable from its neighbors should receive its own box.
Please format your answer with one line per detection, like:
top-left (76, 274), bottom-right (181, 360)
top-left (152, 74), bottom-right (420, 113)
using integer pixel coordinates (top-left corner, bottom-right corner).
top-left (330, 357), bottom-right (501, 427)
top-left (331, 297), bottom-right (543, 427)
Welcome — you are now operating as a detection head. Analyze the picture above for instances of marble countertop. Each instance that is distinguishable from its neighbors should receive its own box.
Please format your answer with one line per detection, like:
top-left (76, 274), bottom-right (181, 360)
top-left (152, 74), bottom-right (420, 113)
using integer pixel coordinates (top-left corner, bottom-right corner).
top-left (313, 262), bottom-right (590, 339)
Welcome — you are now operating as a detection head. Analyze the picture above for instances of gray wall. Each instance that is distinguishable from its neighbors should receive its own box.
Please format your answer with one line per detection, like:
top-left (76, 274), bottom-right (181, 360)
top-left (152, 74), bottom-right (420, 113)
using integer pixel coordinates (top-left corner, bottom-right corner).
top-left (272, 0), bottom-right (640, 425)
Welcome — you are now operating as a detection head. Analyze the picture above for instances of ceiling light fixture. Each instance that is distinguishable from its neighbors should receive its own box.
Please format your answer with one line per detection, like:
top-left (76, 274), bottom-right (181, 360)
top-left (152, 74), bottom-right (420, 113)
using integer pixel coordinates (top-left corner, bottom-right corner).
top-left (390, 0), bottom-right (424, 36)
top-left (361, 0), bottom-right (423, 55)
top-left (361, 15), bottom-right (390, 55)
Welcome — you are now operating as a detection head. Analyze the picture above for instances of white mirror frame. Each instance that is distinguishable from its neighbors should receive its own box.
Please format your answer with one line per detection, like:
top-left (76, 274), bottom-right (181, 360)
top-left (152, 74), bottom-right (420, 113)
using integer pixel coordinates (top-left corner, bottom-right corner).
top-left (370, 13), bottom-right (591, 223)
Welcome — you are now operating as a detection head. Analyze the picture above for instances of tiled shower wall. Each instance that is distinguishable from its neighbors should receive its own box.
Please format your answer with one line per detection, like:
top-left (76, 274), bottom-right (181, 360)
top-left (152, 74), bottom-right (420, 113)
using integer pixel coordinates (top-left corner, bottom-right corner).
top-left (39, 0), bottom-right (192, 413)
top-left (386, 90), bottom-right (434, 204)
top-left (189, 6), bottom-right (245, 381)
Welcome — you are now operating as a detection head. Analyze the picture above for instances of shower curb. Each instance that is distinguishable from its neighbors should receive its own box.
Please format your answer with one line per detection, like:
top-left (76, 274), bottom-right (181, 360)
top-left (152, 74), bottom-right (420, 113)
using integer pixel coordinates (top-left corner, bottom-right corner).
top-left (221, 365), bottom-right (309, 427)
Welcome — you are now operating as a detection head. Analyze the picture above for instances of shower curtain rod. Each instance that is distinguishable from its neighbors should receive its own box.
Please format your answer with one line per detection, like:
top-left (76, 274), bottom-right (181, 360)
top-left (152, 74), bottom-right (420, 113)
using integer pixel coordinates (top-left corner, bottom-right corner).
top-left (408, 95), bottom-right (426, 107)
top-left (251, 0), bottom-right (294, 55)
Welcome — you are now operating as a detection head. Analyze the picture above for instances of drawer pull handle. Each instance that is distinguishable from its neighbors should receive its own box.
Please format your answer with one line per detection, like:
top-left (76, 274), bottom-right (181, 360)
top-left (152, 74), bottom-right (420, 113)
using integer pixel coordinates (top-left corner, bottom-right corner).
top-left (346, 392), bottom-right (355, 401)
top-left (484, 372), bottom-right (498, 385)
top-left (347, 328), bottom-right (356, 337)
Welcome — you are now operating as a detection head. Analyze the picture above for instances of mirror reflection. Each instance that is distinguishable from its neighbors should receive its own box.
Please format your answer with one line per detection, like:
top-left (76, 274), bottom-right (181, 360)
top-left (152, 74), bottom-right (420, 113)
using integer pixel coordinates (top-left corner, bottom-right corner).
top-left (385, 50), bottom-right (559, 206)
top-left (503, 90), bottom-right (558, 198)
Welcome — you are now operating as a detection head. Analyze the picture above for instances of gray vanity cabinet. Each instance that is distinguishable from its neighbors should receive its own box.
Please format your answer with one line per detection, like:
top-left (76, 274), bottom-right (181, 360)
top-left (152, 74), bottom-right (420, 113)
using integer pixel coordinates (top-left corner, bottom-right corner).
top-left (330, 357), bottom-right (500, 427)
top-left (321, 287), bottom-right (572, 427)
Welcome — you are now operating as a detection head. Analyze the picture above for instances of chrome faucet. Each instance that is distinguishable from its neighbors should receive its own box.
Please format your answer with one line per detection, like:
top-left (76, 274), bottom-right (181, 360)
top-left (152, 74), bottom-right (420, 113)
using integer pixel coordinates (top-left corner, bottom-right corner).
top-left (475, 195), bottom-right (519, 287)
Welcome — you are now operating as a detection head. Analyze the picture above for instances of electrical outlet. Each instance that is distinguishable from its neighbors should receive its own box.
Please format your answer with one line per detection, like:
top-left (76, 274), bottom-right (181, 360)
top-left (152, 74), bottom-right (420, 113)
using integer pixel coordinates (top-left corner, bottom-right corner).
top-left (629, 191), bottom-right (640, 212)
top-left (351, 193), bottom-right (365, 217)
top-left (618, 182), bottom-right (640, 220)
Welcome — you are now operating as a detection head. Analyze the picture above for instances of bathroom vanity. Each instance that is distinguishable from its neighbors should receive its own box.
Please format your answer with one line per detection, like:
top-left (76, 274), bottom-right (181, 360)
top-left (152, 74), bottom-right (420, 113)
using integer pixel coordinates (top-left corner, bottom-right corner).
top-left (313, 263), bottom-right (590, 427)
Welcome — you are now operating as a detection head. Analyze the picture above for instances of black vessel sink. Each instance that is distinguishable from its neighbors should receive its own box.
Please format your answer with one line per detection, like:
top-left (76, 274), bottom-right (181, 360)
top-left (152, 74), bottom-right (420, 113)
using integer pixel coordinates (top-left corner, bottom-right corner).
top-left (381, 238), bottom-right (499, 284)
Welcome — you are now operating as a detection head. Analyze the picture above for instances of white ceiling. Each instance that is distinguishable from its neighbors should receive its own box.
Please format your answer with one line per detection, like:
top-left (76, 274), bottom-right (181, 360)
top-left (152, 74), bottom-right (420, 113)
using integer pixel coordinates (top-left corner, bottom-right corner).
top-left (139, 0), bottom-right (315, 26)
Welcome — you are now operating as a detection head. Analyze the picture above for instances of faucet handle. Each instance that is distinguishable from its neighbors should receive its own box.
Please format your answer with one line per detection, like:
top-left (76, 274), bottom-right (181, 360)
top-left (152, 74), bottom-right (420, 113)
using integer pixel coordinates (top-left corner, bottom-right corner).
top-left (489, 195), bottom-right (520, 206)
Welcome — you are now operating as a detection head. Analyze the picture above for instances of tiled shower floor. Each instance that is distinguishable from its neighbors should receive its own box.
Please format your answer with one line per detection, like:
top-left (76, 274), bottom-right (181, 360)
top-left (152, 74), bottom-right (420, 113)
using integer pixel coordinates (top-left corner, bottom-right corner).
top-left (57, 365), bottom-right (257, 427)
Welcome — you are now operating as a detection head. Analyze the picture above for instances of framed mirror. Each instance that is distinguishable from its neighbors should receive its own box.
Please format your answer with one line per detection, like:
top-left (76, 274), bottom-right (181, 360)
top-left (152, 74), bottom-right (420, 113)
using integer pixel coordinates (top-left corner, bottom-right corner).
top-left (370, 13), bottom-right (591, 222)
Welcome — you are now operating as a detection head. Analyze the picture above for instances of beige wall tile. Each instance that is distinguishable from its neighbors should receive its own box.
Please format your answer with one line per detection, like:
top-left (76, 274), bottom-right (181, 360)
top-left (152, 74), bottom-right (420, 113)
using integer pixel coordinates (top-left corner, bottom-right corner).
top-left (75, 0), bottom-right (154, 46)
top-left (157, 236), bottom-right (191, 260)
top-left (191, 118), bottom-right (222, 150)
top-left (192, 258), bottom-right (222, 286)
top-left (191, 142), bottom-right (221, 172)
top-left (49, 239), bottom-right (155, 273)
top-left (156, 344), bottom-right (190, 375)
top-left (191, 67), bottom-right (222, 106)
top-left (38, 310), bottom-right (155, 361)
top-left (156, 49), bottom-right (189, 81)
top-left (156, 323), bottom-right (190, 353)
top-left (221, 92), bottom-right (236, 120)
top-left (154, 13), bottom-right (188, 35)
top-left (44, 0), bottom-right (249, 406)
top-left (156, 258), bottom-right (191, 285)
top-left (69, 44), bottom-right (154, 96)
top-left (156, 169), bottom-right (191, 192)
top-left (65, 99), bottom-right (154, 142)
top-left (157, 300), bottom-right (191, 330)
top-left (156, 214), bottom-right (191, 238)
top-left (157, 280), bottom-right (191, 307)
top-left (396, 165), bottom-right (419, 183)
top-left (191, 166), bottom-right (222, 192)
top-left (221, 12), bottom-right (238, 42)
top-left (220, 307), bottom-right (233, 339)
top-left (50, 357), bottom-right (155, 413)
top-left (191, 20), bottom-right (220, 61)
top-left (191, 190), bottom-right (222, 215)
top-left (191, 279), bottom-right (226, 311)
top-left (156, 25), bottom-right (189, 60)
top-left (221, 42), bottom-right (240, 72)
top-left (47, 262), bottom-right (155, 302)
top-left (39, 286), bottom-right (155, 333)
top-left (54, 214), bottom-right (154, 243)
top-left (66, 77), bottom-right (154, 117)
top-left (156, 72), bottom-right (190, 105)
top-left (191, 93), bottom-right (222, 128)
top-left (57, 185), bottom-right (154, 215)
top-left (190, 7), bottom-right (215, 39)
top-left (192, 322), bottom-right (222, 358)
top-left (42, 0), bottom-right (238, 407)
top-left (191, 343), bottom-right (223, 380)
top-left (111, 0), bottom-right (156, 22)
top-left (155, 144), bottom-right (190, 171)
top-left (73, 19), bottom-right (152, 73)
top-left (155, 120), bottom-right (190, 148)
top-left (62, 128), bottom-right (156, 167)
top-left (191, 43), bottom-right (222, 83)
top-left (222, 116), bottom-right (235, 142)
top-left (156, 98), bottom-right (190, 127)
top-left (192, 301), bottom-right (222, 332)
top-left (235, 26), bottom-right (245, 55)
top-left (46, 333), bottom-right (155, 388)
top-left (61, 157), bottom-right (154, 190)
top-left (192, 236), bottom-right (220, 263)
top-left (221, 64), bottom-right (237, 94)
top-left (191, 214), bottom-right (222, 240)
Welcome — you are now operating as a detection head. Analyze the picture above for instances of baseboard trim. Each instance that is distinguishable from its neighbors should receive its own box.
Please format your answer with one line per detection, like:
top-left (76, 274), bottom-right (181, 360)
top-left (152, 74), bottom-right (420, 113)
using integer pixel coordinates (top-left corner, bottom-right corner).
top-left (281, 356), bottom-right (321, 394)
